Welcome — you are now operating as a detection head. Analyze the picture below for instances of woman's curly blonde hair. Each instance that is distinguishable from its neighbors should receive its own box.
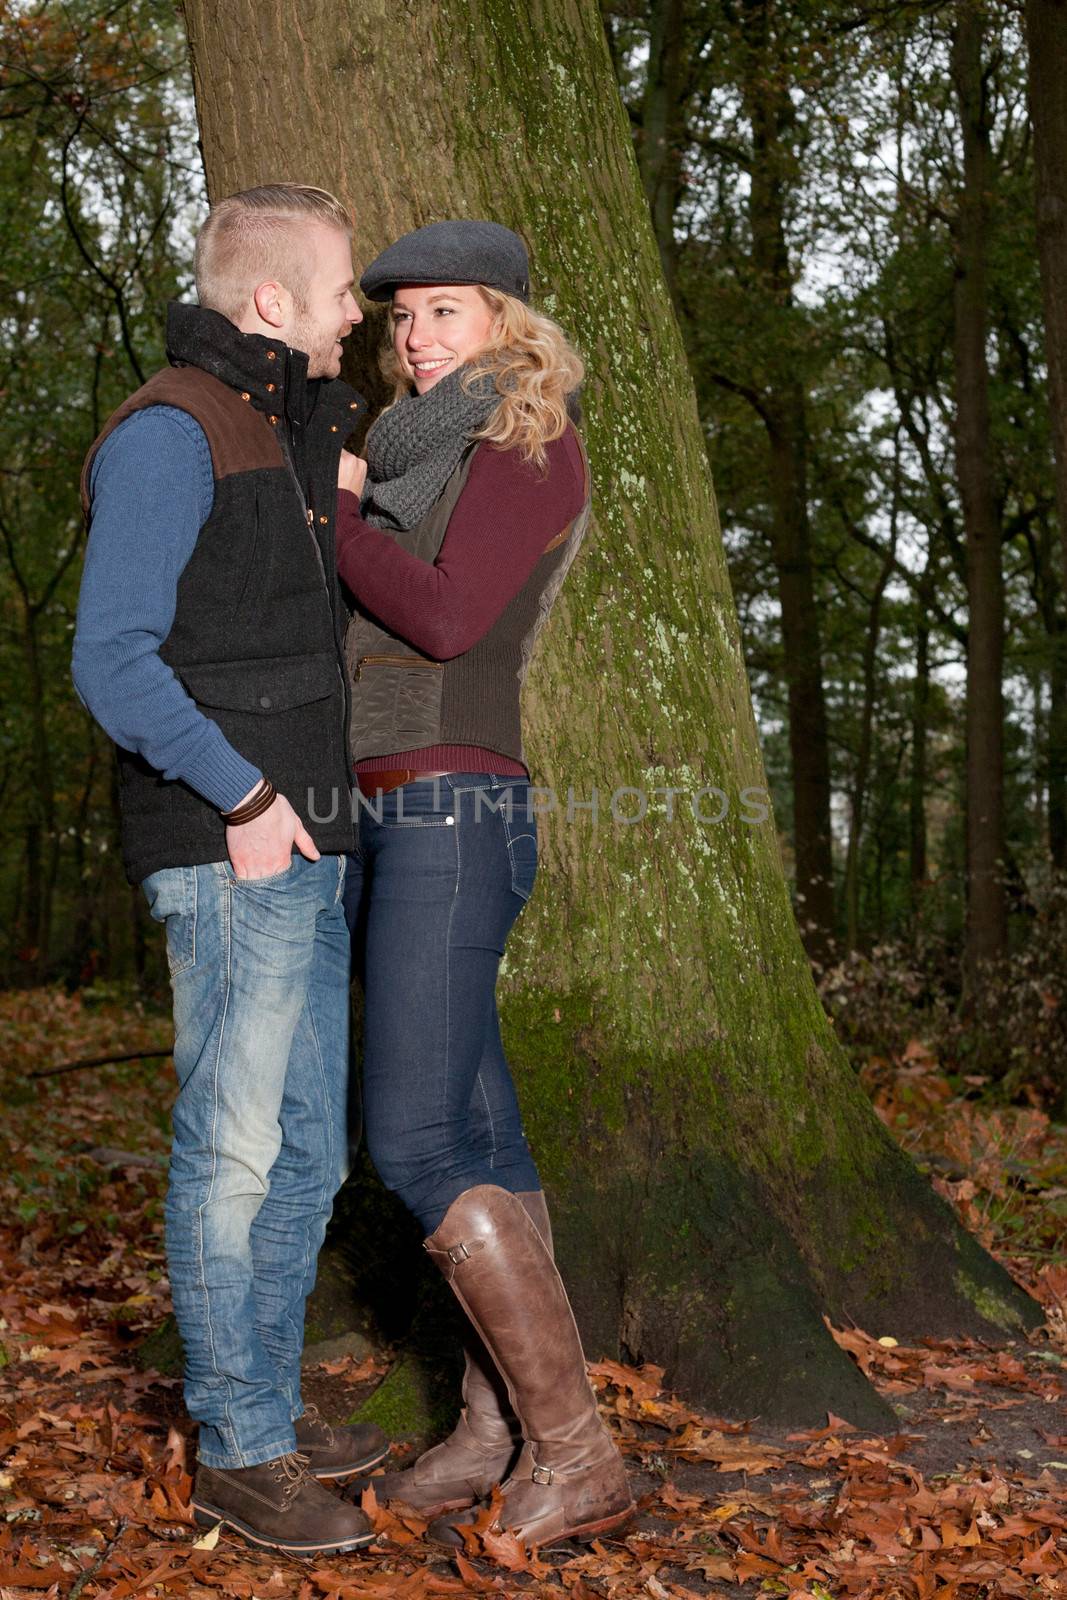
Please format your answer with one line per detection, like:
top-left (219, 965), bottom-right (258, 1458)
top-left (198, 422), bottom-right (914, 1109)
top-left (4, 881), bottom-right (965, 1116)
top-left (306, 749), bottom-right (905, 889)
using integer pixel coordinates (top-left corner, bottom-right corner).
top-left (383, 286), bottom-right (584, 470)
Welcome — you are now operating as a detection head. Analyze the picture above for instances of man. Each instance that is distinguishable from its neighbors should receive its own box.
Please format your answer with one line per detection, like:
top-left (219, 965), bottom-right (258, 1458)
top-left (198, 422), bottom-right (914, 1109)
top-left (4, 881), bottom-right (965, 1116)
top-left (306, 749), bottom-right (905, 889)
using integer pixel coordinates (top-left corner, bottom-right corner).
top-left (73, 185), bottom-right (383, 1556)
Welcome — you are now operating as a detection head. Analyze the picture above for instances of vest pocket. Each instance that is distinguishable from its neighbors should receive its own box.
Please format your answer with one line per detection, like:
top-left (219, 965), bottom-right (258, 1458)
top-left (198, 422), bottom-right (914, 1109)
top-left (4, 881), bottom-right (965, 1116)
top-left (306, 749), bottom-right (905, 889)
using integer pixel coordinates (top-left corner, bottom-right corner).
top-left (177, 654), bottom-right (345, 835)
top-left (180, 652), bottom-right (337, 713)
top-left (350, 655), bottom-right (445, 760)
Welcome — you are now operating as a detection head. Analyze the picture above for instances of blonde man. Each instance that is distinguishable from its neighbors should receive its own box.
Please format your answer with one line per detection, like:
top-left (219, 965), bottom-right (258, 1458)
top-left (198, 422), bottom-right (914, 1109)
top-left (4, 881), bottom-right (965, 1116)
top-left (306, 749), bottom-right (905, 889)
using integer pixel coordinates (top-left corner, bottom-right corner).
top-left (73, 186), bottom-right (383, 1556)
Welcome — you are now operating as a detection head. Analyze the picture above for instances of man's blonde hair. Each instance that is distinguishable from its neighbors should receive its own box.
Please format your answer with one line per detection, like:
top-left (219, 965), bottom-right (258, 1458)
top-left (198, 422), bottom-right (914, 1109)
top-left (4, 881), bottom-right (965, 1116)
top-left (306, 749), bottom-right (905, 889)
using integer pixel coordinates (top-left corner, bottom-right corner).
top-left (194, 184), bottom-right (352, 322)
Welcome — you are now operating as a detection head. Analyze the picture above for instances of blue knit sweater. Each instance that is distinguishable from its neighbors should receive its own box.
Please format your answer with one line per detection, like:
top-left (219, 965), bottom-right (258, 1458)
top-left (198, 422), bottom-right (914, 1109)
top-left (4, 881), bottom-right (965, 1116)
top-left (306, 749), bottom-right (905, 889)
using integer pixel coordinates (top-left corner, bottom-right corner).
top-left (72, 406), bottom-right (263, 813)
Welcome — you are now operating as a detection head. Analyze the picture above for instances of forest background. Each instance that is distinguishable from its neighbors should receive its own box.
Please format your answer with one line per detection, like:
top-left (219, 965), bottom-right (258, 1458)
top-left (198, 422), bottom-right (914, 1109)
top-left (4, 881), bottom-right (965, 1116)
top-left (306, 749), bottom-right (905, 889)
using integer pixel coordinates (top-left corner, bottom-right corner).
top-left (4, 0), bottom-right (1067, 1122)
top-left (1, 3), bottom-right (1067, 1593)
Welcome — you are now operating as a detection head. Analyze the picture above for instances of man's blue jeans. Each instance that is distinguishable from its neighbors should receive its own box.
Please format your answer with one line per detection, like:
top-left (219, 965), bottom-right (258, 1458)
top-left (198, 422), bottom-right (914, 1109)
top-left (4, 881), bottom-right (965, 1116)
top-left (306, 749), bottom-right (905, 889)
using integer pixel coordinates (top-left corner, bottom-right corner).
top-left (345, 774), bottom-right (542, 1236)
top-left (142, 853), bottom-right (352, 1470)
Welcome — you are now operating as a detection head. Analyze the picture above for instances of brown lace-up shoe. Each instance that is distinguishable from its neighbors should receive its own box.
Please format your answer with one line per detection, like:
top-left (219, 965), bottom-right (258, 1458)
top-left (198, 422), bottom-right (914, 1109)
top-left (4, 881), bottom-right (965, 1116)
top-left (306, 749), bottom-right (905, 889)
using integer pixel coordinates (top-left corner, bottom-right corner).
top-left (191, 1451), bottom-right (376, 1554)
top-left (294, 1405), bottom-right (388, 1480)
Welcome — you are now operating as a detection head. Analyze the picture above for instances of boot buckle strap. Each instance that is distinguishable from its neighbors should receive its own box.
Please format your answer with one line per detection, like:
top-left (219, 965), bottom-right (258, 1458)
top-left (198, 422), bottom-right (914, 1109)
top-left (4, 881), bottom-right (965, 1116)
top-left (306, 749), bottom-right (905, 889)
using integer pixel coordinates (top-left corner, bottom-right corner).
top-left (424, 1235), bottom-right (485, 1280)
top-left (531, 1463), bottom-right (555, 1485)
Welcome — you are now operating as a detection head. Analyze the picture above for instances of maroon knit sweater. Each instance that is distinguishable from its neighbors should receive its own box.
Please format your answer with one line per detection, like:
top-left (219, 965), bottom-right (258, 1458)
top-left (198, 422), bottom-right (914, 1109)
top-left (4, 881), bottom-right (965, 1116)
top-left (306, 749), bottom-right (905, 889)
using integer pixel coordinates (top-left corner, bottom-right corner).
top-left (337, 426), bottom-right (586, 776)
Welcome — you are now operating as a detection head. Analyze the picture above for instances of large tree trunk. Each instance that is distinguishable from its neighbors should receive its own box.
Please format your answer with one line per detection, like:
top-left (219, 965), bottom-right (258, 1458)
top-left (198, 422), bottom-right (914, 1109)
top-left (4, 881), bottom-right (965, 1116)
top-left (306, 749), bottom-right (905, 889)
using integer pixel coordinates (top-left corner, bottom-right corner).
top-left (950, 3), bottom-right (1007, 985)
top-left (1025, 0), bottom-right (1067, 609)
top-left (181, 0), bottom-right (1039, 1427)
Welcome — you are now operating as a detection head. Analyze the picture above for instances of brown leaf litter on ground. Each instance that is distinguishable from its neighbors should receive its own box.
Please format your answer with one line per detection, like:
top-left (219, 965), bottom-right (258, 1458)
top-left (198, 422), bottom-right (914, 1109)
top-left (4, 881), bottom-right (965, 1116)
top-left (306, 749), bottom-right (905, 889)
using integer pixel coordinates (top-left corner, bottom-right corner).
top-left (1, 989), bottom-right (1065, 1598)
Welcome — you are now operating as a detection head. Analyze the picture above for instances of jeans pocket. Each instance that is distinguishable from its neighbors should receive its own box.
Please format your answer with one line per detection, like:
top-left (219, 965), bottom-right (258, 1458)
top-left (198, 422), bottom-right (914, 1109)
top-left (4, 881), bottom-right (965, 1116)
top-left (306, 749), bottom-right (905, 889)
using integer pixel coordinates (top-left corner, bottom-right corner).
top-left (372, 782), bottom-right (456, 828)
top-left (142, 866), bottom-right (198, 976)
top-left (503, 815), bottom-right (538, 902)
top-left (230, 857), bottom-right (299, 889)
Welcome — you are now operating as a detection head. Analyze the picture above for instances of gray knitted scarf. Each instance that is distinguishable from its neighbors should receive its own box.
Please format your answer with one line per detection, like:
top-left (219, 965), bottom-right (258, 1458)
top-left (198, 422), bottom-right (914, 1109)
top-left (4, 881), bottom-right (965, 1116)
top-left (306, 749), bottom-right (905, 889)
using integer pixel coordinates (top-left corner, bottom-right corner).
top-left (362, 366), bottom-right (499, 531)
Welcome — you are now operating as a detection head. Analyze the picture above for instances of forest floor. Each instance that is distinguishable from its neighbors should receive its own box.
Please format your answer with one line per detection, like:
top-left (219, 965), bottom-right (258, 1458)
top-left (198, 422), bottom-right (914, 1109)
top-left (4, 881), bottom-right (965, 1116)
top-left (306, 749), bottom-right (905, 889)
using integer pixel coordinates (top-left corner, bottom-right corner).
top-left (0, 988), bottom-right (1064, 1600)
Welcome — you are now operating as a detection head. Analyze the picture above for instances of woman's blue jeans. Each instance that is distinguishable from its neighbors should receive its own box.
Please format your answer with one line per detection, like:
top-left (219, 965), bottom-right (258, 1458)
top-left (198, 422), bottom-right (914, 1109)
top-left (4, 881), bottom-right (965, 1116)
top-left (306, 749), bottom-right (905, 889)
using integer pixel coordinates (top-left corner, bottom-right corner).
top-left (345, 774), bottom-right (542, 1235)
top-left (142, 853), bottom-right (353, 1469)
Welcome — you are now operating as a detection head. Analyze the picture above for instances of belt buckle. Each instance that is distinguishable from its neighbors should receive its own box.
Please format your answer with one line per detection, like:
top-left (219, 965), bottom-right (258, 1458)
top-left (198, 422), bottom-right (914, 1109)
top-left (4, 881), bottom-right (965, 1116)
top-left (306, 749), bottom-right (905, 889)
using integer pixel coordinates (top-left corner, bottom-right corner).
top-left (447, 1242), bottom-right (472, 1266)
top-left (531, 1463), bottom-right (554, 1486)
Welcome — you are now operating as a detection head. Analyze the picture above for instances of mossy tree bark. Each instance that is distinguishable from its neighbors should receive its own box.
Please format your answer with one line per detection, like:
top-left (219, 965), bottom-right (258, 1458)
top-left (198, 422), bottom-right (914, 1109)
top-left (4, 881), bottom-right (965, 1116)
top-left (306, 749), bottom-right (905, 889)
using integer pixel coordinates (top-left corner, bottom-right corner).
top-left (180, 0), bottom-right (1041, 1426)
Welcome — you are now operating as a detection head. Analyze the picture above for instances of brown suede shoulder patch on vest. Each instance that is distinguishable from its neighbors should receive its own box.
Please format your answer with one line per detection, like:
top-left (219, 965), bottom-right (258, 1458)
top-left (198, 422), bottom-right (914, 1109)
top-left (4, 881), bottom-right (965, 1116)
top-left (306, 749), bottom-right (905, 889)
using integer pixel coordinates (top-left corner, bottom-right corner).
top-left (81, 366), bottom-right (284, 514)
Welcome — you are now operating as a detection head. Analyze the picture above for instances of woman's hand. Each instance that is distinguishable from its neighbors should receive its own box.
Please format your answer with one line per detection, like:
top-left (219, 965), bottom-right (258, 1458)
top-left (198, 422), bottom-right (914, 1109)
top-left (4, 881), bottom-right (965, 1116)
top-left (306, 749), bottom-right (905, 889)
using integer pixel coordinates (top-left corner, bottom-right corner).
top-left (338, 449), bottom-right (368, 497)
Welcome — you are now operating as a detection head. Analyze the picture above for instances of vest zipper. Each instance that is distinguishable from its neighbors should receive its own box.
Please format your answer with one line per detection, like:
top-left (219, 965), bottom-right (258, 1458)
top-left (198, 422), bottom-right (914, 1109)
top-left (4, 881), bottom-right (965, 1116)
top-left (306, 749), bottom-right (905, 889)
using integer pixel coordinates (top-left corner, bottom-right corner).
top-left (280, 423), bottom-right (349, 755)
top-left (354, 653), bottom-right (444, 681)
top-left (277, 416), bottom-right (353, 749)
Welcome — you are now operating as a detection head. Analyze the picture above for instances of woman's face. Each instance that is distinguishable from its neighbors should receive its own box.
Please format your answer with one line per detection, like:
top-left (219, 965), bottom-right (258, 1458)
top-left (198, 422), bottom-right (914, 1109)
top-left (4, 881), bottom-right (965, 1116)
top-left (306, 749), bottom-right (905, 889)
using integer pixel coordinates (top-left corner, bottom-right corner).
top-left (390, 284), bottom-right (496, 393)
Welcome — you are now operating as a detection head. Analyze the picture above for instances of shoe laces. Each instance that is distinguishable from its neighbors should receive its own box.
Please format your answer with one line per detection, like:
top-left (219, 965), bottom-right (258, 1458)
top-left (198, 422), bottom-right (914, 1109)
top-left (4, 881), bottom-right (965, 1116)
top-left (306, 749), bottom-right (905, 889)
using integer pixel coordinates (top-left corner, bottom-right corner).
top-left (302, 1404), bottom-right (335, 1447)
top-left (271, 1450), bottom-right (311, 1502)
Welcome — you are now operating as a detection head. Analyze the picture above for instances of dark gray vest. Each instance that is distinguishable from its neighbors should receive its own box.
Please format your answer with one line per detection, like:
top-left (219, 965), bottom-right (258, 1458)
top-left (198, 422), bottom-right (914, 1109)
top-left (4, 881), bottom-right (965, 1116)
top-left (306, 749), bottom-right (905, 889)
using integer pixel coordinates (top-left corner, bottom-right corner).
top-left (82, 304), bottom-right (363, 882)
top-left (344, 434), bottom-right (590, 765)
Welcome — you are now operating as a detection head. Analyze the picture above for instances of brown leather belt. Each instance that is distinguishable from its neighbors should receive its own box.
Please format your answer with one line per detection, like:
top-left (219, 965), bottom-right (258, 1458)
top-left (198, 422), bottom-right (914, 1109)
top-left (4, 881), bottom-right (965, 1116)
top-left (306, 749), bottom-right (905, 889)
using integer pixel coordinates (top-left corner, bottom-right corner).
top-left (356, 768), bottom-right (454, 798)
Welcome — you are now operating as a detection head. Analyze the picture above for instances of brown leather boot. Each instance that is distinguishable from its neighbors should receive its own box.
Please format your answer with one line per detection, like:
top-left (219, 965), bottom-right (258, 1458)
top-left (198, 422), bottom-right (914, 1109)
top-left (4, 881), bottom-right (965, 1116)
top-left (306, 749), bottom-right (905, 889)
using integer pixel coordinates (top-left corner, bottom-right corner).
top-left (351, 1192), bottom-right (550, 1517)
top-left (191, 1451), bottom-right (375, 1554)
top-left (421, 1185), bottom-right (634, 1549)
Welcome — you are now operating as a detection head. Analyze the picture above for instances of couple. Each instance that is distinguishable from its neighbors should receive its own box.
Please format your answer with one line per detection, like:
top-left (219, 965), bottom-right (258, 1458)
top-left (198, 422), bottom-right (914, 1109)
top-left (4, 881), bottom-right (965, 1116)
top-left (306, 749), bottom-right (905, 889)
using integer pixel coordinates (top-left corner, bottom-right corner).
top-left (72, 184), bottom-right (632, 1559)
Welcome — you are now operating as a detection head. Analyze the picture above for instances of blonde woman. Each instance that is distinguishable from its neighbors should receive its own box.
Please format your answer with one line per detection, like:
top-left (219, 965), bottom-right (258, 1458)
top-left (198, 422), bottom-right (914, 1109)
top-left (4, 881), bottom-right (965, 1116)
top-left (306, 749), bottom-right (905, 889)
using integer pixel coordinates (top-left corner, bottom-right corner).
top-left (335, 221), bottom-right (633, 1549)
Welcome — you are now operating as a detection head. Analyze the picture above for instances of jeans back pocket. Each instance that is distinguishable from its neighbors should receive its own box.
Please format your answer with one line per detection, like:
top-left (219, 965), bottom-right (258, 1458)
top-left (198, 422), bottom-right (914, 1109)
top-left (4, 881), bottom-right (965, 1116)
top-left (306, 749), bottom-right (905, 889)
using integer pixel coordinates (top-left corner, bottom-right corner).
top-left (502, 814), bottom-right (538, 902)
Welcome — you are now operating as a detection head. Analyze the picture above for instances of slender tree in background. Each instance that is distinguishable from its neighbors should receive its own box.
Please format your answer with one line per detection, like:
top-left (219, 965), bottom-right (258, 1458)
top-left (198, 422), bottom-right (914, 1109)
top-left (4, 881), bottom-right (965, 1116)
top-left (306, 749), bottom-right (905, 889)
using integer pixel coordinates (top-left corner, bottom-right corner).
top-left (635, 0), bottom-right (690, 292)
top-left (1024, 0), bottom-right (1067, 870)
top-left (1025, 0), bottom-right (1067, 601)
top-left (181, 0), bottom-right (1040, 1423)
top-left (730, 0), bottom-right (837, 966)
top-left (951, 0), bottom-right (1008, 984)
top-left (842, 435), bottom-right (901, 952)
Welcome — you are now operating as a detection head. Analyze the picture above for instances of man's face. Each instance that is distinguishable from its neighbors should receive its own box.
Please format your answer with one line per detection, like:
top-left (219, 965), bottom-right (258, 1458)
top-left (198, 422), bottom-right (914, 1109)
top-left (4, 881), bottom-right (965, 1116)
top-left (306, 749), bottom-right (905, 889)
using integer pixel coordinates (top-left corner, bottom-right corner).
top-left (287, 223), bottom-right (362, 379)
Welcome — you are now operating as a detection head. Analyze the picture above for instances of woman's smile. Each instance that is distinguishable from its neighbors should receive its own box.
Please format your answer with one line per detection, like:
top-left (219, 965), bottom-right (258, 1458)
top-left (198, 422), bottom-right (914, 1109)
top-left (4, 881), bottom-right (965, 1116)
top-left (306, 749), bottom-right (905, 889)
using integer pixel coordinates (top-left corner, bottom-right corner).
top-left (412, 355), bottom-right (454, 377)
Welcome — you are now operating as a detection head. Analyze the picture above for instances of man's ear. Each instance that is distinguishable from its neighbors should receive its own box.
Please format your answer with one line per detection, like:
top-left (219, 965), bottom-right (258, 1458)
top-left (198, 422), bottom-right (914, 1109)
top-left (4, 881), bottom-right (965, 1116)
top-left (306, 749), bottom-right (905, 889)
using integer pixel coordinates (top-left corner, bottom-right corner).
top-left (252, 280), bottom-right (288, 329)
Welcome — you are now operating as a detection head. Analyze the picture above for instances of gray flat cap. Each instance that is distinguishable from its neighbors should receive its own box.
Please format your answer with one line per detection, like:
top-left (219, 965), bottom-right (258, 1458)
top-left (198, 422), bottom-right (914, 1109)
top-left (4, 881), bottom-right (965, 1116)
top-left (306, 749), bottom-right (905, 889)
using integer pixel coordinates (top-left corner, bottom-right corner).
top-left (360, 219), bottom-right (530, 303)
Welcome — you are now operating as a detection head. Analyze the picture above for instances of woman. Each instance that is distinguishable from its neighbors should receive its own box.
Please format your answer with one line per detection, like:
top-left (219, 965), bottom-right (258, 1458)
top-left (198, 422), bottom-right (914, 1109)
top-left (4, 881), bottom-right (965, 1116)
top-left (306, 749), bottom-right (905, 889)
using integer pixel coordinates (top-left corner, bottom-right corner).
top-left (335, 220), bottom-right (633, 1549)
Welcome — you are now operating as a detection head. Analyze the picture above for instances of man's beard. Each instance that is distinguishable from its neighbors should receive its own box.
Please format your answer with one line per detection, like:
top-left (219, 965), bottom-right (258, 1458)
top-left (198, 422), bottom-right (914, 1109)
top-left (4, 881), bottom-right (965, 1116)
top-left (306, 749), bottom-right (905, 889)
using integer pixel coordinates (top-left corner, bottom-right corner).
top-left (290, 305), bottom-right (341, 378)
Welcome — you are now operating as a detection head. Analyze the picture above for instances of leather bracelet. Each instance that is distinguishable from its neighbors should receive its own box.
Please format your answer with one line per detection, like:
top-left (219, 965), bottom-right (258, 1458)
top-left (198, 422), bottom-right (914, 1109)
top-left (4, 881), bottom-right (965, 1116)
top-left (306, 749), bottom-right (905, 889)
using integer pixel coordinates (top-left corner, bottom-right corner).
top-left (222, 778), bottom-right (277, 826)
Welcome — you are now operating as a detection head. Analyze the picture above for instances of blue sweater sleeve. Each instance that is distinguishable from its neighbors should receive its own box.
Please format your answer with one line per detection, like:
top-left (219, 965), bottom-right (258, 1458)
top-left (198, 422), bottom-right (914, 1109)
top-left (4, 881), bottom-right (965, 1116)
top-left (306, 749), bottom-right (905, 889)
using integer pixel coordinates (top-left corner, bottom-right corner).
top-left (72, 406), bottom-right (263, 813)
